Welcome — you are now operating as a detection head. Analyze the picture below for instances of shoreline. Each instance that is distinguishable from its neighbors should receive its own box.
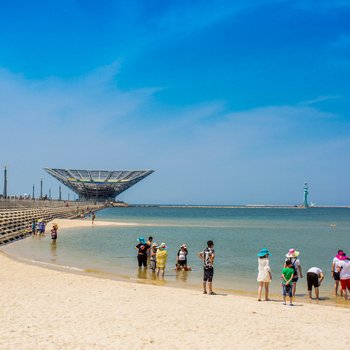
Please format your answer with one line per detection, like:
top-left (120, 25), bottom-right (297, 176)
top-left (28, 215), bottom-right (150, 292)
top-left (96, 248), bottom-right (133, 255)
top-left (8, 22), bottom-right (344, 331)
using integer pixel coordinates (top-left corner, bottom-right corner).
top-left (2, 218), bottom-right (349, 310)
top-left (1, 247), bottom-right (350, 349)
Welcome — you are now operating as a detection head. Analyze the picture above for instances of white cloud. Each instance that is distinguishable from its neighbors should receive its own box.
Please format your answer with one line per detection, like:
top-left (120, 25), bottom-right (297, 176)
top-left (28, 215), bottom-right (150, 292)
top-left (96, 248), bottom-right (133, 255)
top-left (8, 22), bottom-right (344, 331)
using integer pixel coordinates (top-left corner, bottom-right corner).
top-left (0, 65), bottom-right (349, 204)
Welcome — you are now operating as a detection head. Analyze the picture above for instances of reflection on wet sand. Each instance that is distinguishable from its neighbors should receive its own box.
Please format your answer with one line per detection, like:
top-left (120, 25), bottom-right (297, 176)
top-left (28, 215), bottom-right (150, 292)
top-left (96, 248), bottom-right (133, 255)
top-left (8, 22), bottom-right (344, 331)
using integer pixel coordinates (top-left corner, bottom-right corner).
top-left (176, 270), bottom-right (190, 283)
top-left (50, 242), bottom-right (57, 262)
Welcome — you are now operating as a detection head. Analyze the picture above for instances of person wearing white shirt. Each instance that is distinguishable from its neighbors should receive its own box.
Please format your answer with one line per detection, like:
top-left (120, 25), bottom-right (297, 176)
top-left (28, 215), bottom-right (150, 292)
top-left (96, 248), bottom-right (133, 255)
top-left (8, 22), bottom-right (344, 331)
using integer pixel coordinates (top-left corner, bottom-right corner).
top-left (306, 267), bottom-right (324, 300)
top-left (332, 250), bottom-right (345, 296)
top-left (337, 254), bottom-right (350, 300)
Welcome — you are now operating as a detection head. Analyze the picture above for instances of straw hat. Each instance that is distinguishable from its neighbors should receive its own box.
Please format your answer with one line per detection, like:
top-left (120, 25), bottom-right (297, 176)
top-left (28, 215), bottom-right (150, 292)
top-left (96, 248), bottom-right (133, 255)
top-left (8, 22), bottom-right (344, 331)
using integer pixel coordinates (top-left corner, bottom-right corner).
top-left (286, 248), bottom-right (299, 258)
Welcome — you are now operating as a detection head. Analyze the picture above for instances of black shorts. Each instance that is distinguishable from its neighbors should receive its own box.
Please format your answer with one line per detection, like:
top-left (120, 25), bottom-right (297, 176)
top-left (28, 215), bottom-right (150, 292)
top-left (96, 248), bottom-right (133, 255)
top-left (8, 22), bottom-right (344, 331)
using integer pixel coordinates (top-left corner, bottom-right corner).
top-left (137, 254), bottom-right (147, 267)
top-left (307, 272), bottom-right (319, 290)
top-left (333, 272), bottom-right (340, 281)
top-left (203, 267), bottom-right (214, 282)
top-left (178, 260), bottom-right (187, 266)
top-left (292, 276), bottom-right (299, 283)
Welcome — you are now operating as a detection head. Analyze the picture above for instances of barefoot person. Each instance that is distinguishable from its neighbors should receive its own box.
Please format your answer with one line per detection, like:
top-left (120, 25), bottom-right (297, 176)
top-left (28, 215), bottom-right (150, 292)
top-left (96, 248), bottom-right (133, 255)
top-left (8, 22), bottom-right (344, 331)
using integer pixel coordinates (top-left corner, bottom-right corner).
top-left (337, 253), bottom-right (350, 300)
top-left (156, 243), bottom-right (168, 278)
top-left (257, 248), bottom-right (272, 301)
top-left (51, 223), bottom-right (58, 243)
top-left (285, 248), bottom-right (303, 297)
top-left (176, 244), bottom-right (189, 271)
top-left (306, 267), bottom-right (324, 300)
top-left (332, 250), bottom-right (345, 296)
top-left (197, 240), bottom-right (216, 295)
top-left (135, 237), bottom-right (150, 268)
top-left (149, 243), bottom-right (157, 272)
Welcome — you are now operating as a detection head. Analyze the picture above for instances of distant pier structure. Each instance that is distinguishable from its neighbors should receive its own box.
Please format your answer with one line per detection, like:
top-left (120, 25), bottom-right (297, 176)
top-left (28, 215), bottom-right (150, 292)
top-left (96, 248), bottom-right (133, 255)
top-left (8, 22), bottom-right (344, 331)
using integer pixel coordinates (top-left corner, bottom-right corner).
top-left (303, 182), bottom-right (309, 208)
top-left (44, 168), bottom-right (154, 202)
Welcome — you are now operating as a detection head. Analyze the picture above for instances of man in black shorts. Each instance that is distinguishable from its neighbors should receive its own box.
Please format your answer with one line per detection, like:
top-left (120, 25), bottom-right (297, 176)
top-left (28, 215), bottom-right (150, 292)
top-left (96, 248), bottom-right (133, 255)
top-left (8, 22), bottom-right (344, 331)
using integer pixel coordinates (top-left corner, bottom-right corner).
top-left (197, 240), bottom-right (216, 295)
top-left (307, 267), bottom-right (324, 300)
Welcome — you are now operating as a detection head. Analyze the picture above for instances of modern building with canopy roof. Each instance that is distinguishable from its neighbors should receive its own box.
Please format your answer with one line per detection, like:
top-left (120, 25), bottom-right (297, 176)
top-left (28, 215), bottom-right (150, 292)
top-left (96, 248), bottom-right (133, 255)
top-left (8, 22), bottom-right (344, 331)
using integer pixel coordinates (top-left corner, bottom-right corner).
top-left (44, 168), bottom-right (154, 201)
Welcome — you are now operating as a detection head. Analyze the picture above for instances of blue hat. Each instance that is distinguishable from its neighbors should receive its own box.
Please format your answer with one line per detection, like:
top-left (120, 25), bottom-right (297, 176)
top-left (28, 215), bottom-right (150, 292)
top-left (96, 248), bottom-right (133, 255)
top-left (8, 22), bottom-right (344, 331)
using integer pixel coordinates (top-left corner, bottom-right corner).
top-left (257, 248), bottom-right (271, 257)
top-left (137, 237), bottom-right (146, 244)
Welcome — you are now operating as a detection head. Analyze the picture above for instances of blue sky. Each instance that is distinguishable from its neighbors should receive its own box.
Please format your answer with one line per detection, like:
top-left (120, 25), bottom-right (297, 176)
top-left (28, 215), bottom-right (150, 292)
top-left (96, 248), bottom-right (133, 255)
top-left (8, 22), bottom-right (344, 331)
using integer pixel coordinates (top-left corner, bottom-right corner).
top-left (0, 0), bottom-right (349, 205)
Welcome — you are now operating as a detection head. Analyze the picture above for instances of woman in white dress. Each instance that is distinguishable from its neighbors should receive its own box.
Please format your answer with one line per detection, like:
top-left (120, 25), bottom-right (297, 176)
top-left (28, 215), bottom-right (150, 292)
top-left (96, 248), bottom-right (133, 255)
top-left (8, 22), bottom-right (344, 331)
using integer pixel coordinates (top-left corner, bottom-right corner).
top-left (257, 248), bottom-right (272, 301)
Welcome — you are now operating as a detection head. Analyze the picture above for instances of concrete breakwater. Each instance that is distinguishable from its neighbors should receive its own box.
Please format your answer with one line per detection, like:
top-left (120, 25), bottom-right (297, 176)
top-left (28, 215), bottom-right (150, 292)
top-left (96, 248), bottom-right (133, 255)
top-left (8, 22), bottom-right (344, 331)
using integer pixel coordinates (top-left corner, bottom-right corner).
top-left (0, 204), bottom-right (105, 245)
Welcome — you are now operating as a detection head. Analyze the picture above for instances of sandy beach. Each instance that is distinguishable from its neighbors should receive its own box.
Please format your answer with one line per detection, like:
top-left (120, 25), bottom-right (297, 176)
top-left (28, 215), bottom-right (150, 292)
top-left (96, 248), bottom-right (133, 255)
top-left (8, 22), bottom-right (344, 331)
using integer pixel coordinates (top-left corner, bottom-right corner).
top-left (1, 219), bottom-right (350, 349)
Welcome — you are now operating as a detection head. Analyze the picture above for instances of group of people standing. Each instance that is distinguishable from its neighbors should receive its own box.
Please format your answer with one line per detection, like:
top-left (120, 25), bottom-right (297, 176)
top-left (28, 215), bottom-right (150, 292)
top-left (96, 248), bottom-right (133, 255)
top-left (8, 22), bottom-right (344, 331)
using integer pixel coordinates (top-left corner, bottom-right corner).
top-left (134, 237), bottom-right (215, 292)
top-left (135, 236), bottom-right (174, 278)
top-left (31, 219), bottom-right (58, 243)
top-left (257, 247), bottom-right (350, 305)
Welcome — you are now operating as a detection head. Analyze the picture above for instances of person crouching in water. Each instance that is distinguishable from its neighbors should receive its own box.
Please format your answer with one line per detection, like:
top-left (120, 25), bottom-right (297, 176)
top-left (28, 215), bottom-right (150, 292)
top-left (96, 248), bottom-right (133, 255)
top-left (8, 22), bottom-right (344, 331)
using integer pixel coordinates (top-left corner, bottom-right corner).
top-left (150, 243), bottom-right (158, 272)
top-left (257, 248), bottom-right (272, 301)
top-left (156, 243), bottom-right (168, 278)
top-left (281, 259), bottom-right (294, 306)
top-left (176, 244), bottom-right (191, 271)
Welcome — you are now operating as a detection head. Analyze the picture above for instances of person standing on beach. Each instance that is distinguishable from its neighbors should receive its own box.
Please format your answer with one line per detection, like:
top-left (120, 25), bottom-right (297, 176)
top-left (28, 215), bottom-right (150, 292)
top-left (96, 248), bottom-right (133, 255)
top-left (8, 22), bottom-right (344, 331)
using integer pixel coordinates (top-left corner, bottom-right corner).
top-left (91, 212), bottom-right (96, 225)
top-left (38, 220), bottom-right (46, 236)
top-left (285, 248), bottom-right (303, 297)
top-left (257, 248), bottom-right (272, 301)
top-left (146, 236), bottom-right (153, 267)
top-left (337, 254), bottom-right (350, 300)
top-left (51, 223), bottom-right (58, 244)
top-left (150, 243), bottom-right (157, 272)
top-left (332, 250), bottom-right (345, 296)
top-left (281, 259), bottom-right (294, 306)
top-left (197, 240), bottom-right (216, 295)
top-left (135, 237), bottom-right (150, 268)
top-left (156, 243), bottom-right (168, 278)
top-left (31, 219), bottom-right (37, 236)
top-left (306, 267), bottom-right (324, 300)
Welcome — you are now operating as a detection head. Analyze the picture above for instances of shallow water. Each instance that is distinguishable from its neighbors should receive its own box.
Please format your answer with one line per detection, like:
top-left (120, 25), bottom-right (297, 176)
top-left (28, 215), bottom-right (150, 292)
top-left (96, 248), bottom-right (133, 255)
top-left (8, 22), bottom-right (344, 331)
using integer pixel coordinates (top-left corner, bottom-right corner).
top-left (2, 206), bottom-right (350, 302)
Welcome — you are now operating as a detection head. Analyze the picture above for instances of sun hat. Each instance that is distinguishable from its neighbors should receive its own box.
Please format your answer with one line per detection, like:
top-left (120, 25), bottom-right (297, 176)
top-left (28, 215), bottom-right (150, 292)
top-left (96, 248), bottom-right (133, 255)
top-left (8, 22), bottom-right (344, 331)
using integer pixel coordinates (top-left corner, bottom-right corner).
top-left (257, 248), bottom-right (271, 257)
top-left (286, 248), bottom-right (300, 258)
top-left (137, 237), bottom-right (146, 244)
top-left (180, 244), bottom-right (187, 249)
top-left (157, 242), bottom-right (167, 250)
top-left (336, 250), bottom-right (346, 259)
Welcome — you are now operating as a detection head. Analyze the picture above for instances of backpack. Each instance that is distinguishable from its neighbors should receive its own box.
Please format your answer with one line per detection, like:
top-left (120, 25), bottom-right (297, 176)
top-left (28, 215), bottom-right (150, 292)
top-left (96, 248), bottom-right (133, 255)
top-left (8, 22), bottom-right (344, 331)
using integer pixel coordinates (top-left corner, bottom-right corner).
top-left (291, 259), bottom-right (298, 277)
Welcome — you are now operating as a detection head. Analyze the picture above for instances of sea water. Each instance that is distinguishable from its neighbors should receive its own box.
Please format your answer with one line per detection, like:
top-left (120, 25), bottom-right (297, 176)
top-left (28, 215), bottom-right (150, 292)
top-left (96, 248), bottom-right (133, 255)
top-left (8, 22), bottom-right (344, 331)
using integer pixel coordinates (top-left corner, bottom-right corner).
top-left (2, 206), bottom-right (350, 299)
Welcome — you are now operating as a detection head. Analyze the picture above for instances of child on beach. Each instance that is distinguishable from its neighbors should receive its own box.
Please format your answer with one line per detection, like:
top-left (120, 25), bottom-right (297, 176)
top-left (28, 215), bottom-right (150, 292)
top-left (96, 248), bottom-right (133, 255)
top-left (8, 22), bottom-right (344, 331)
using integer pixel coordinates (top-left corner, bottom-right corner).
top-left (257, 248), bottom-right (272, 301)
top-left (281, 259), bottom-right (294, 306)
top-left (156, 243), bottom-right (168, 278)
top-left (285, 248), bottom-right (303, 297)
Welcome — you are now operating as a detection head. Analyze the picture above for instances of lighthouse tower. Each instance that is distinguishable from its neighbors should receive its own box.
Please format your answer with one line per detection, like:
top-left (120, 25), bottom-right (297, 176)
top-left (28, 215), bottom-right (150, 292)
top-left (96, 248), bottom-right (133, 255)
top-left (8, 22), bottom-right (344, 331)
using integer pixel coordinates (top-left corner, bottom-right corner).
top-left (303, 182), bottom-right (309, 208)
